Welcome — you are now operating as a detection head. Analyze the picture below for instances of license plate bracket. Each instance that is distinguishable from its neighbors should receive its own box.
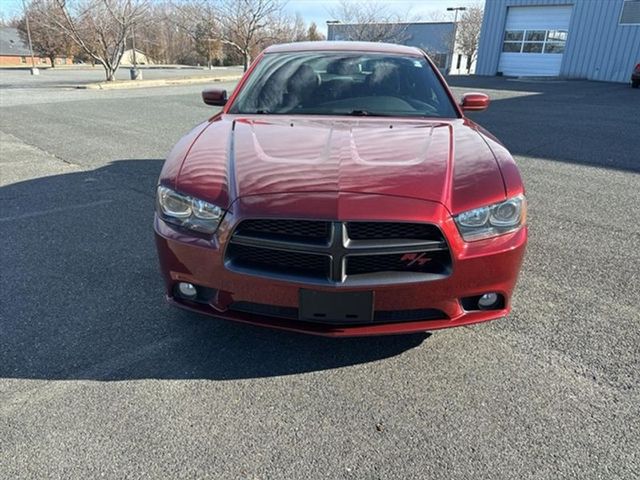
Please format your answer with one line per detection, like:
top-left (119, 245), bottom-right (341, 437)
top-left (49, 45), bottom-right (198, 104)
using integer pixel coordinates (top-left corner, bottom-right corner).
top-left (299, 289), bottom-right (374, 324)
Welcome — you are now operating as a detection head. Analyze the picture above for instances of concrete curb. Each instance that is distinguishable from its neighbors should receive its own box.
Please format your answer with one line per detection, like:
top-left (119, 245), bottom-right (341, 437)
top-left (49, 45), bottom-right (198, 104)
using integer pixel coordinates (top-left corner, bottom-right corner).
top-left (75, 75), bottom-right (243, 90)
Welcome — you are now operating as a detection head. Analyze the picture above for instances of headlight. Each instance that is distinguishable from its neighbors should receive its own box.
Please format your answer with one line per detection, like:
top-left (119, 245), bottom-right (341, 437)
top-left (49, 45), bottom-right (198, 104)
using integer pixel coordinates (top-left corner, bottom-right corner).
top-left (156, 185), bottom-right (224, 235)
top-left (454, 195), bottom-right (526, 241)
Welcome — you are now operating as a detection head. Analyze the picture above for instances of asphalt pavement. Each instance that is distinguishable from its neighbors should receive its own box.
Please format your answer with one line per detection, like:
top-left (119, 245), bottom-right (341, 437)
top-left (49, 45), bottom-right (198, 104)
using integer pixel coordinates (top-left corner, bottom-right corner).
top-left (0, 65), bottom-right (244, 89)
top-left (1, 73), bottom-right (639, 479)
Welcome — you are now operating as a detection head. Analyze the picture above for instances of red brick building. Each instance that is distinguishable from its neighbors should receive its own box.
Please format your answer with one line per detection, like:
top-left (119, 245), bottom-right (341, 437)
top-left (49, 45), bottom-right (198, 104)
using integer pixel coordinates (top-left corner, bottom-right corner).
top-left (0, 27), bottom-right (72, 67)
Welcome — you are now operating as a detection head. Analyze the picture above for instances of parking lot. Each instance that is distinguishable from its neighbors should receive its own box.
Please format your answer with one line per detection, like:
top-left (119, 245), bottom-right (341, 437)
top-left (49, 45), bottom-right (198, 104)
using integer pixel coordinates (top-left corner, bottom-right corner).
top-left (0, 65), bottom-right (244, 89)
top-left (1, 74), bottom-right (639, 479)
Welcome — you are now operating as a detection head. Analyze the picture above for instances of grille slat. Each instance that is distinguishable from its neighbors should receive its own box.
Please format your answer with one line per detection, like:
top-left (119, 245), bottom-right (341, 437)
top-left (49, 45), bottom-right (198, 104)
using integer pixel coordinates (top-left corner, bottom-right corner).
top-left (346, 251), bottom-right (451, 275)
top-left (235, 219), bottom-right (330, 244)
top-left (225, 219), bottom-right (451, 284)
top-left (227, 243), bottom-right (330, 278)
top-left (347, 222), bottom-right (443, 241)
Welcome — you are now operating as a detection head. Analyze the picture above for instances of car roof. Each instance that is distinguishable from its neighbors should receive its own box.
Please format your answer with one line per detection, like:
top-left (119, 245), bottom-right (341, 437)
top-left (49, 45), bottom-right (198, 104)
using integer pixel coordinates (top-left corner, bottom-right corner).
top-left (263, 41), bottom-right (424, 57)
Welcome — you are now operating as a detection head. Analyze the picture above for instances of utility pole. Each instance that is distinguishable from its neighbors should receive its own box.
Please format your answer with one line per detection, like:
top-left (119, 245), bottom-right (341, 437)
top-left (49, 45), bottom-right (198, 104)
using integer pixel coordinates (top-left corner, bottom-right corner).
top-left (22, 0), bottom-right (39, 75)
top-left (447, 6), bottom-right (467, 75)
top-left (130, 23), bottom-right (142, 80)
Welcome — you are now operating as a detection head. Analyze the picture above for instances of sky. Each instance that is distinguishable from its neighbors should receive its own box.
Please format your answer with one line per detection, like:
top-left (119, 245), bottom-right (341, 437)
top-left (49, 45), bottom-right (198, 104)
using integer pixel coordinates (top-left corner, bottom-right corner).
top-left (0, 0), bottom-right (483, 35)
top-left (285, 0), bottom-right (483, 34)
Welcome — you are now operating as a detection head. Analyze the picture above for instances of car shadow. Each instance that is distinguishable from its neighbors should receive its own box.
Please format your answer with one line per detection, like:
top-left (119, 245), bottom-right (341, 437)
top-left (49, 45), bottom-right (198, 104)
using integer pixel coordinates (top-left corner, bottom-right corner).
top-left (0, 159), bottom-right (429, 382)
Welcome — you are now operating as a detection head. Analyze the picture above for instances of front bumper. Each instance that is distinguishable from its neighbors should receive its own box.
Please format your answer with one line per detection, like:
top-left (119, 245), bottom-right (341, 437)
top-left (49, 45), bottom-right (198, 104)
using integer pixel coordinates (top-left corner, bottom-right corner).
top-left (154, 193), bottom-right (527, 337)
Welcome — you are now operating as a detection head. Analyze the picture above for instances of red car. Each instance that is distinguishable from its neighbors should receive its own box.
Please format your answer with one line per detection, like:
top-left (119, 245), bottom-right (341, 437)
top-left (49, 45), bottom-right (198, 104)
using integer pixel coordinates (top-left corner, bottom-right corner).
top-left (154, 41), bottom-right (527, 337)
top-left (632, 63), bottom-right (640, 88)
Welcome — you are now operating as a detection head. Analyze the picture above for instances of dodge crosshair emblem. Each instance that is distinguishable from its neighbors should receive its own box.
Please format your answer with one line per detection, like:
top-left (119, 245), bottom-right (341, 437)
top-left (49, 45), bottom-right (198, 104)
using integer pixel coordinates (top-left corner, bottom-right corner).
top-left (400, 252), bottom-right (432, 266)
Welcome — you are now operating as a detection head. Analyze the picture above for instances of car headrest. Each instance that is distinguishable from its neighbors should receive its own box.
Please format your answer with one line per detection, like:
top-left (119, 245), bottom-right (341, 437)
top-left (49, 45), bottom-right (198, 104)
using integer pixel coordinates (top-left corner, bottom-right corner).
top-left (287, 64), bottom-right (319, 93)
top-left (326, 60), bottom-right (360, 76)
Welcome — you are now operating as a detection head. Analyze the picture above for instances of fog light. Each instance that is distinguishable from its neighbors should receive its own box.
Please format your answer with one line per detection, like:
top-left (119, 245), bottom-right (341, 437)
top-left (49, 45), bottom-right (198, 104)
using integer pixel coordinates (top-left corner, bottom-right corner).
top-left (177, 282), bottom-right (197, 299)
top-left (478, 292), bottom-right (499, 309)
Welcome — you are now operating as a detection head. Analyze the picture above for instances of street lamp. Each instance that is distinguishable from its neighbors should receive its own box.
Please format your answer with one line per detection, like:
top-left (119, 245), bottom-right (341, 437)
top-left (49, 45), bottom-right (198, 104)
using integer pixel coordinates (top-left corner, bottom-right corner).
top-left (447, 6), bottom-right (467, 74)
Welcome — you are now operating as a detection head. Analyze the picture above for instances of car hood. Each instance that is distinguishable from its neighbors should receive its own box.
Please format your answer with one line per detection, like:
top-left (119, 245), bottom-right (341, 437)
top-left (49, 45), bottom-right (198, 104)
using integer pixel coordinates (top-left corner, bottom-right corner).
top-left (176, 115), bottom-right (507, 214)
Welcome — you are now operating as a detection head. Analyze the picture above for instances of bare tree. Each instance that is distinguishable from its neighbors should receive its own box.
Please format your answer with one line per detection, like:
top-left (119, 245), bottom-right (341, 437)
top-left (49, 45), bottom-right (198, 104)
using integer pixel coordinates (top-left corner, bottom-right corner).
top-left (219, 0), bottom-right (285, 71)
top-left (306, 21), bottom-right (324, 41)
top-left (48, 0), bottom-right (149, 81)
top-left (264, 11), bottom-right (310, 45)
top-left (0, 15), bottom-right (21, 27)
top-left (328, 0), bottom-right (413, 43)
top-left (18, 1), bottom-right (76, 68)
top-left (134, 1), bottom-right (193, 65)
top-left (455, 6), bottom-right (483, 73)
top-left (289, 12), bottom-right (308, 42)
top-left (425, 11), bottom-right (449, 22)
top-left (170, 0), bottom-right (221, 68)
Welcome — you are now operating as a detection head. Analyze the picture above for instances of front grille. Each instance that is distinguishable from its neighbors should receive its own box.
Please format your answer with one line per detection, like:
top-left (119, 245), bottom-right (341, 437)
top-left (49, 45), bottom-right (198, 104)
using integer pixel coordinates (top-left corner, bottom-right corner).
top-left (235, 219), bottom-right (330, 244)
top-left (225, 219), bottom-right (451, 285)
top-left (227, 243), bottom-right (330, 279)
top-left (229, 301), bottom-right (447, 324)
top-left (347, 222), bottom-right (442, 241)
top-left (346, 251), bottom-right (451, 275)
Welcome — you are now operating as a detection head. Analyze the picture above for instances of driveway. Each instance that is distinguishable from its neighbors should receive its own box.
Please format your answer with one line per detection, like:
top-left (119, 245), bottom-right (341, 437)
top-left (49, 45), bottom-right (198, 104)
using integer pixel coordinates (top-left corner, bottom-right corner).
top-left (1, 75), bottom-right (638, 479)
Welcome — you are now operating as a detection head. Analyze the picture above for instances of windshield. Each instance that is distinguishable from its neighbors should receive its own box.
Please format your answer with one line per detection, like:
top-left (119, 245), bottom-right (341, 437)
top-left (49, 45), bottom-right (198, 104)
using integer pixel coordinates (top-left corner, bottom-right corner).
top-left (228, 51), bottom-right (459, 118)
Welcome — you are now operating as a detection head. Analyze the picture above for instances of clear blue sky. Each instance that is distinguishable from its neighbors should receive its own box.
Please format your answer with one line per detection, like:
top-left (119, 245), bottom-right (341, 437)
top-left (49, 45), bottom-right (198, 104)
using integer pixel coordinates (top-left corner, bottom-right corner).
top-left (286, 0), bottom-right (483, 34)
top-left (1, 0), bottom-right (483, 34)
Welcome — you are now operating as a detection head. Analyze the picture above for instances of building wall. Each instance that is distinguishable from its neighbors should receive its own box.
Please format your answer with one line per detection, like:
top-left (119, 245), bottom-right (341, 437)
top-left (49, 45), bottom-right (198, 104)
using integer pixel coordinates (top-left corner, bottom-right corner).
top-left (476, 0), bottom-right (640, 82)
top-left (0, 55), bottom-right (48, 66)
top-left (0, 55), bottom-right (72, 66)
top-left (448, 52), bottom-right (477, 75)
top-left (121, 49), bottom-right (154, 66)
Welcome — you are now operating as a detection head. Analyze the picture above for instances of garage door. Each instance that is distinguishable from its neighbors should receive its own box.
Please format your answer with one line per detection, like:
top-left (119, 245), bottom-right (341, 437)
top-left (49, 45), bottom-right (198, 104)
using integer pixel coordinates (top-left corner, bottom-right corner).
top-left (498, 6), bottom-right (572, 77)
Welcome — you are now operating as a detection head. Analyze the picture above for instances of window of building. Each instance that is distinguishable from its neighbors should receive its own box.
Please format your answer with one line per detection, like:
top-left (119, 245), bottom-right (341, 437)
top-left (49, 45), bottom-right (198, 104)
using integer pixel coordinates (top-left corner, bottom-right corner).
top-left (620, 0), bottom-right (640, 25)
top-left (502, 41), bottom-right (522, 53)
top-left (21, 56), bottom-right (27, 63)
top-left (547, 30), bottom-right (568, 42)
top-left (502, 29), bottom-right (568, 54)
top-left (522, 30), bottom-right (545, 53)
top-left (456, 54), bottom-right (462, 69)
top-left (522, 43), bottom-right (543, 53)
top-left (544, 43), bottom-right (565, 54)
top-left (504, 30), bottom-right (524, 41)
top-left (502, 30), bottom-right (523, 52)
top-left (525, 30), bottom-right (546, 42)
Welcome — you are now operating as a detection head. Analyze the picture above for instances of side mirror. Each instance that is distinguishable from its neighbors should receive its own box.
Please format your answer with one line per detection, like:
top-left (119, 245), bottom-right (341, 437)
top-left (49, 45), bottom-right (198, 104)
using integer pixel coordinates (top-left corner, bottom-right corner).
top-left (202, 88), bottom-right (228, 106)
top-left (461, 92), bottom-right (490, 112)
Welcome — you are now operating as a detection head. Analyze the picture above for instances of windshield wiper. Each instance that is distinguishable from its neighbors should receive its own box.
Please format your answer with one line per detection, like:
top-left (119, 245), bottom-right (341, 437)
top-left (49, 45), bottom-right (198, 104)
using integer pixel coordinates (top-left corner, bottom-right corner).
top-left (348, 110), bottom-right (391, 117)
